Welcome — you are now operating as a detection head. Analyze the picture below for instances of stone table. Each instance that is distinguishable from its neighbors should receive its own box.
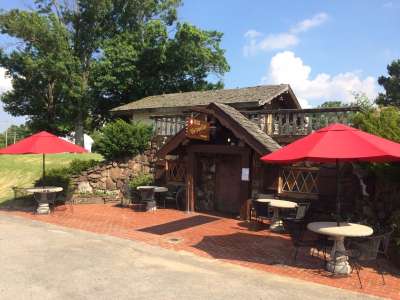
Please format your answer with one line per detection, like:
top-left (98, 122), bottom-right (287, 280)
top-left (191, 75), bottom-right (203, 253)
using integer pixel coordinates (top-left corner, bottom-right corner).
top-left (26, 186), bottom-right (63, 214)
top-left (307, 222), bottom-right (373, 275)
top-left (257, 198), bottom-right (298, 232)
top-left (137, 186), bottom-right (158, 211)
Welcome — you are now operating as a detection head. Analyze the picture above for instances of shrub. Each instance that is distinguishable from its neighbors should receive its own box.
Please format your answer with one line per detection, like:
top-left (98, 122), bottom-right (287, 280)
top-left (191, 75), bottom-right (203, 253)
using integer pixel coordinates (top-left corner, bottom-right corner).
top-left (68, 159), bottom-right (100, 175)
top-left (35, 159), bottom-right (101, 195)
top-left (128, 172), bottom-right (154, 190)
top-left (36, 167), bottom-right (72, 196)
top-left (92, 120), bottom-right (153, 161)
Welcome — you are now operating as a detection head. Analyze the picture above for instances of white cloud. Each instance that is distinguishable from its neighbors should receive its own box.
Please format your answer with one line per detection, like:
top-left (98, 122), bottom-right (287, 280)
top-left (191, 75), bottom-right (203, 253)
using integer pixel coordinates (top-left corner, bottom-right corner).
top-left (243, 12), bottom-right (328, 56)
top-left (290, 13), bottom-right (329, 34)
top-left (0, 67), bottom-right (12, 94)
top-left (262, 51), bottom-right (378, 108)
top-left (244, 33), bottom-right (298, 56)
top-left (383, 2), bottom-right (393, 8)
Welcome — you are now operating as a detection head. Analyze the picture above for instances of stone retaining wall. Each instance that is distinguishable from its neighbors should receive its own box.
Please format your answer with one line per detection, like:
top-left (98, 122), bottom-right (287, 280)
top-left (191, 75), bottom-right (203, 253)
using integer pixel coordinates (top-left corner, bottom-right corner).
top-left (71, 150), bottom-right (156, 203)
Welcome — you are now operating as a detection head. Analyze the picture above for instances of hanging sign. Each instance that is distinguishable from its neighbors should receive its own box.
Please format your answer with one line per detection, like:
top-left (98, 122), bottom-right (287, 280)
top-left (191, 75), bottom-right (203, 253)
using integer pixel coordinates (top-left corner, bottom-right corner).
top-left (185, 118), bottom-right (210, 141)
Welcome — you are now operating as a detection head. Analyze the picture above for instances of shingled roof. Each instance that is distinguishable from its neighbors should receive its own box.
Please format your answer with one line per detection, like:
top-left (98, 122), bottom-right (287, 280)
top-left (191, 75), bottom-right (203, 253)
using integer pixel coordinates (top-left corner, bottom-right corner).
top-left (112, 84), bottom-right (299, 113)
top-left (157, 102), bottom-right (281, 158)
top-left (209, 102), bottom-right (281, 154)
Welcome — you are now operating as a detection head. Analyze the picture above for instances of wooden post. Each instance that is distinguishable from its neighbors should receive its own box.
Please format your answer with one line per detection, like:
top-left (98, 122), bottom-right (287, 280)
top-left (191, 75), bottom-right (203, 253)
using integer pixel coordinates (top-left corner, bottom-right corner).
top-left (239, 150), bottom-right (251, 220)
top-left (186, 151), bottom-right (196, 212)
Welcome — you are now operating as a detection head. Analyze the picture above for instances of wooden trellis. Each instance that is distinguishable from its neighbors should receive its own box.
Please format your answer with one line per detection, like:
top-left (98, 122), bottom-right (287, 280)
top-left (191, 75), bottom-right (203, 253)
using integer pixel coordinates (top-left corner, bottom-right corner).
top-left (278, 166), bottom-right (319, 199)
top-left (166, 160), bottom-right (186, 183)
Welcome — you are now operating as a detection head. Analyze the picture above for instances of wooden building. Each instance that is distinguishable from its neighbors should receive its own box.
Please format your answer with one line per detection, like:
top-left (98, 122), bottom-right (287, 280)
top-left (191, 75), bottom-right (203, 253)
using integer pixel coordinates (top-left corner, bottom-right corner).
top-left (157, 102), bottom-right (291, 219)
top-left (111, 84), bottom-right (361, 219)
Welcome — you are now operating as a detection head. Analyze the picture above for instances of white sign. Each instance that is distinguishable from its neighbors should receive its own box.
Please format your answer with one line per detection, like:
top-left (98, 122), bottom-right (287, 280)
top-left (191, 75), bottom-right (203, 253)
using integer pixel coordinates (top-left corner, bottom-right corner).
top-left (241, 168), bottom-right (249, 181)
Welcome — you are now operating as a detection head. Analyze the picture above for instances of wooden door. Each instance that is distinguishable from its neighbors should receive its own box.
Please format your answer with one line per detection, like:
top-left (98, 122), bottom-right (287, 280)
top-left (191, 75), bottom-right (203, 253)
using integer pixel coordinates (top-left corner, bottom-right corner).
top-left (215, 154), bottom-right (241, 215)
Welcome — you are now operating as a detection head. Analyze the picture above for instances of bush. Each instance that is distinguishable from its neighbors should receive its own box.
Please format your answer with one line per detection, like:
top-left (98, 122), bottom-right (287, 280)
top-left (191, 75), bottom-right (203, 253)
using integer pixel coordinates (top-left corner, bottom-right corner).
top-left (36, 167), bottom-right (72, 196)
top-left (92, 120), bottom-right (153, 161)
top-left (35, 159), bottom-right (101, 195)
top-left (128, 172), bottom-right (154, 190)
top-left (68, 159), bottom-right (100, 175)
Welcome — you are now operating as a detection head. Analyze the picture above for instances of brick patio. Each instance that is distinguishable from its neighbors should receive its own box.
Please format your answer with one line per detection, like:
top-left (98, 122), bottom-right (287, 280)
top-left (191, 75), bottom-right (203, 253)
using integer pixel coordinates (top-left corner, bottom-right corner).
top-left (2, 204), bottom-right (399, 299)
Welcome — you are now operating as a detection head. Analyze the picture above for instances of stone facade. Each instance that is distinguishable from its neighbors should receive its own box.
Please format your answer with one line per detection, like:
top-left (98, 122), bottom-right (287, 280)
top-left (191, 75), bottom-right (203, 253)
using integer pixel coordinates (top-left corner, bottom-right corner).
top-left (71, 150), bottom-right (155, 204)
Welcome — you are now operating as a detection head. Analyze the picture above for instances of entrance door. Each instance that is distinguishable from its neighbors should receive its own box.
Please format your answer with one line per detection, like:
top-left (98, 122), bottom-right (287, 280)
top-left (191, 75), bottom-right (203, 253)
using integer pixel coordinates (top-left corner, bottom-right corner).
top-left (215, 154), bottom-right (241, 215)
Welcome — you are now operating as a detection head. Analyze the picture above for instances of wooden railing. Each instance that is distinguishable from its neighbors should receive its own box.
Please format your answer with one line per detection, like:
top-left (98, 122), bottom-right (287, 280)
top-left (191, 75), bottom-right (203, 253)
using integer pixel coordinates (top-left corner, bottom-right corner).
top-left (243, 107), bottom-right (360, 137)
top-left (151, 116), bottom-right (186, 137)
top-left (150, 107), bottom-right (360, 147)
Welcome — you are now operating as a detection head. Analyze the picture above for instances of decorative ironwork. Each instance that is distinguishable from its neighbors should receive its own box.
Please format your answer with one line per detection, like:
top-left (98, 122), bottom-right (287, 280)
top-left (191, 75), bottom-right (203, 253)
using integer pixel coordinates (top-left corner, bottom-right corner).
top-left (279, 167), bottom-right (319, 196)
top-left (166, 160), bottom-right (186, 183)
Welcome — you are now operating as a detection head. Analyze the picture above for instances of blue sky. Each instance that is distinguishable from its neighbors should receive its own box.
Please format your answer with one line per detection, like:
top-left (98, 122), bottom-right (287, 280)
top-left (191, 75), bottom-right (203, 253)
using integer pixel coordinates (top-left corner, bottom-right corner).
top-left (0, 0), bottom-right (399, 130)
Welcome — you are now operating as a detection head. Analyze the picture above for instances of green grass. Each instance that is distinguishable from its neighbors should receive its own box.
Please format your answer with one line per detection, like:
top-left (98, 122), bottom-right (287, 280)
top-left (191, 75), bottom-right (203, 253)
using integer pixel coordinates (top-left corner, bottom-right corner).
top-left (0, 153), bottom-right (102, 203)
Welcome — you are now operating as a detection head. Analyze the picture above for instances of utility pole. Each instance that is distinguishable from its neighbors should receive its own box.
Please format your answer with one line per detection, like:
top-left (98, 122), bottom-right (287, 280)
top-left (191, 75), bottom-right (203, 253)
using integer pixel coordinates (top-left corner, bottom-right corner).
top-left (5, 129), bottom-right (7, 147)
top-left (13, 131), bottom-right (16, 144)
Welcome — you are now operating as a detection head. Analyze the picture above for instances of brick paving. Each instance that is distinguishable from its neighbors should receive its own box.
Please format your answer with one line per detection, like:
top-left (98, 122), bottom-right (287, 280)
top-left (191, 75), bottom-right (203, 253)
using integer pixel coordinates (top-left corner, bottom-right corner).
top-left (2, 204), bottom-right (399, 299)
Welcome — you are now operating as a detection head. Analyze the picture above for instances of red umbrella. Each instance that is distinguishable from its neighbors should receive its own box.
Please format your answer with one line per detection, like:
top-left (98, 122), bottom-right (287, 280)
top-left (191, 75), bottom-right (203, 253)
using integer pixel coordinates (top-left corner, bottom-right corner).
top-left (260, 123), bottom-right (400, 224)
top-left (0, 131), bottom-right (86, 180)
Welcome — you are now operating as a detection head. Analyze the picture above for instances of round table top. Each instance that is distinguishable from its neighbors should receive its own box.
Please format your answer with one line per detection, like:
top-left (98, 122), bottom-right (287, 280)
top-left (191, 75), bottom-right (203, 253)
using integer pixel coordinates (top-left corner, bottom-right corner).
top-left (154, 187), bottom-right (168, 193)
top-left (255, 198), bottom-right (273, 203)
top-left (257, 198), bottom-right (298, 208)
top-left (26, 186), bottom-right (63, 193)
top-left (136, 186), bottom-right (158, 190)
top-left (307, 222), bottom-right (374, 238)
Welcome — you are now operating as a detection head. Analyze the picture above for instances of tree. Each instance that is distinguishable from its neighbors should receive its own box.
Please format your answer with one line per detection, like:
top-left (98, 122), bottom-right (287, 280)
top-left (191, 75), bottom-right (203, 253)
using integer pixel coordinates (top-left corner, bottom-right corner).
top-left (0, 11), bottom-right (77, 136)
top-left (0, 123), bottom-right (31, 147)
top-left (90, 21), bottom-right (229, 123)
top-left (376, 59), bottom-right (400, 107)
top-left (352, 106), bottom-right (400, 143)
top-left (0, 0), bottom-right (228, 144)
top-left (318, 101), bottom-right (347, 108)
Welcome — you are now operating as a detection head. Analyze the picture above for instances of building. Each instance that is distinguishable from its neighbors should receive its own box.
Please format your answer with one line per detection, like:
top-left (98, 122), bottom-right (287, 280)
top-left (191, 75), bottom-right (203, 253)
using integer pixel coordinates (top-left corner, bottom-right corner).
top-left (111, 84), bottom-right (359, 219)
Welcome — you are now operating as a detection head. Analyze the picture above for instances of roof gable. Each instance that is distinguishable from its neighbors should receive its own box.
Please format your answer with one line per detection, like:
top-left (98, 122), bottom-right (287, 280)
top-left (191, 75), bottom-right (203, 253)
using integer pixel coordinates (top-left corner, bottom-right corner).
top-left (157, 102), bottom-right (281, 157)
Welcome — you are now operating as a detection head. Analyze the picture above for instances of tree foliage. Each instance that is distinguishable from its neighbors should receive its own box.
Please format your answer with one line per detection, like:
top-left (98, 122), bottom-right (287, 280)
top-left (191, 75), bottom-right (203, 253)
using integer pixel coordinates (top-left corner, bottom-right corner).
top-left (376, 59), bottom-right (400, 107)
top-left (92, 120), bottom-right (153, 160)
top-left (91, 22), bottom-right (229, 122)
top-left (0, 0), bottom-right (229, 143)
top-left (352, 106), bottom-right (400, 143)
top-left (0, 123), bottom-right (31, 147)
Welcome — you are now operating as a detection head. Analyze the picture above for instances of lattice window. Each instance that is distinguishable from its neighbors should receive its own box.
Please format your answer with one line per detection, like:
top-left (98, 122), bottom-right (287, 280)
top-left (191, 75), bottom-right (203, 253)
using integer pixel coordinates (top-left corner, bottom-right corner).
top-left (166, 160), bottom-right (186, 183)
top-left (279, 167), bottom-right (319, 195)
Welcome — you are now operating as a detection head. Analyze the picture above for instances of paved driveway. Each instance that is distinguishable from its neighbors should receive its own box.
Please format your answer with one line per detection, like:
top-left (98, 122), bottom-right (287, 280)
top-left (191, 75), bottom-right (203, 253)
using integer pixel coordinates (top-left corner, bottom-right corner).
top-left (0, 214), bottom-right (380, 300)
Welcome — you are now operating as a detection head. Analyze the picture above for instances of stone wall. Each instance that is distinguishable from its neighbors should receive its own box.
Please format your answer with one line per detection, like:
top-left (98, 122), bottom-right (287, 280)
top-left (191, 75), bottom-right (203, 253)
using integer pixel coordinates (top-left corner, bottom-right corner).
top-left (71, 150), bottom-right (156, 204)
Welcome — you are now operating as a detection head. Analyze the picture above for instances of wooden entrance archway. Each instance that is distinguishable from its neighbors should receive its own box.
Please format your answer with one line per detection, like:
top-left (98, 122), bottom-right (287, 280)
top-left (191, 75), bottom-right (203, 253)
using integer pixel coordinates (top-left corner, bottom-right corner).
top-left (186, 145), bottom-right (251, 219)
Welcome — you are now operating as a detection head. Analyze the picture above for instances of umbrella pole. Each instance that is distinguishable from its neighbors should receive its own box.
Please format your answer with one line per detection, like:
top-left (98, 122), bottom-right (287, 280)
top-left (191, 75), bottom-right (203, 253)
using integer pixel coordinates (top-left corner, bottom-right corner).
top-left (336, 159), bottom-right (340, 226)
top-left (42, 153), bottom-right (45, 187)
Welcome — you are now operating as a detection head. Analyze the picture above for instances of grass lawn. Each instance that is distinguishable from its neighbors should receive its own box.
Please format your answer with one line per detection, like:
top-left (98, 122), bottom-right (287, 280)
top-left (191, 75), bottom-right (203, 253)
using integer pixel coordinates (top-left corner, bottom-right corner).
top-left (0, 153), bottom-right (102, 203)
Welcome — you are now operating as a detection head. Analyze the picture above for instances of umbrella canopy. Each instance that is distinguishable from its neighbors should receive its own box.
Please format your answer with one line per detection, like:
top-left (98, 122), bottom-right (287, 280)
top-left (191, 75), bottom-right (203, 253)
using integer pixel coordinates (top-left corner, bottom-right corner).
top-left (261, 123), bottom-right (400, 164)
top-left (0, 131), bottom-right (86, 155)
top-left (260, 123), bottom-right (400, 225)
top-left (0, 131), bottom-right (87, 182)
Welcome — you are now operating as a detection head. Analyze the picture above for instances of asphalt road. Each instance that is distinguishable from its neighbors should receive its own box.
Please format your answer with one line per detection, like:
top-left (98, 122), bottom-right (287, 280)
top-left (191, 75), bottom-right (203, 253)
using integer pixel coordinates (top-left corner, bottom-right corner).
top-left (0, 214), bottom-right (381, 300)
